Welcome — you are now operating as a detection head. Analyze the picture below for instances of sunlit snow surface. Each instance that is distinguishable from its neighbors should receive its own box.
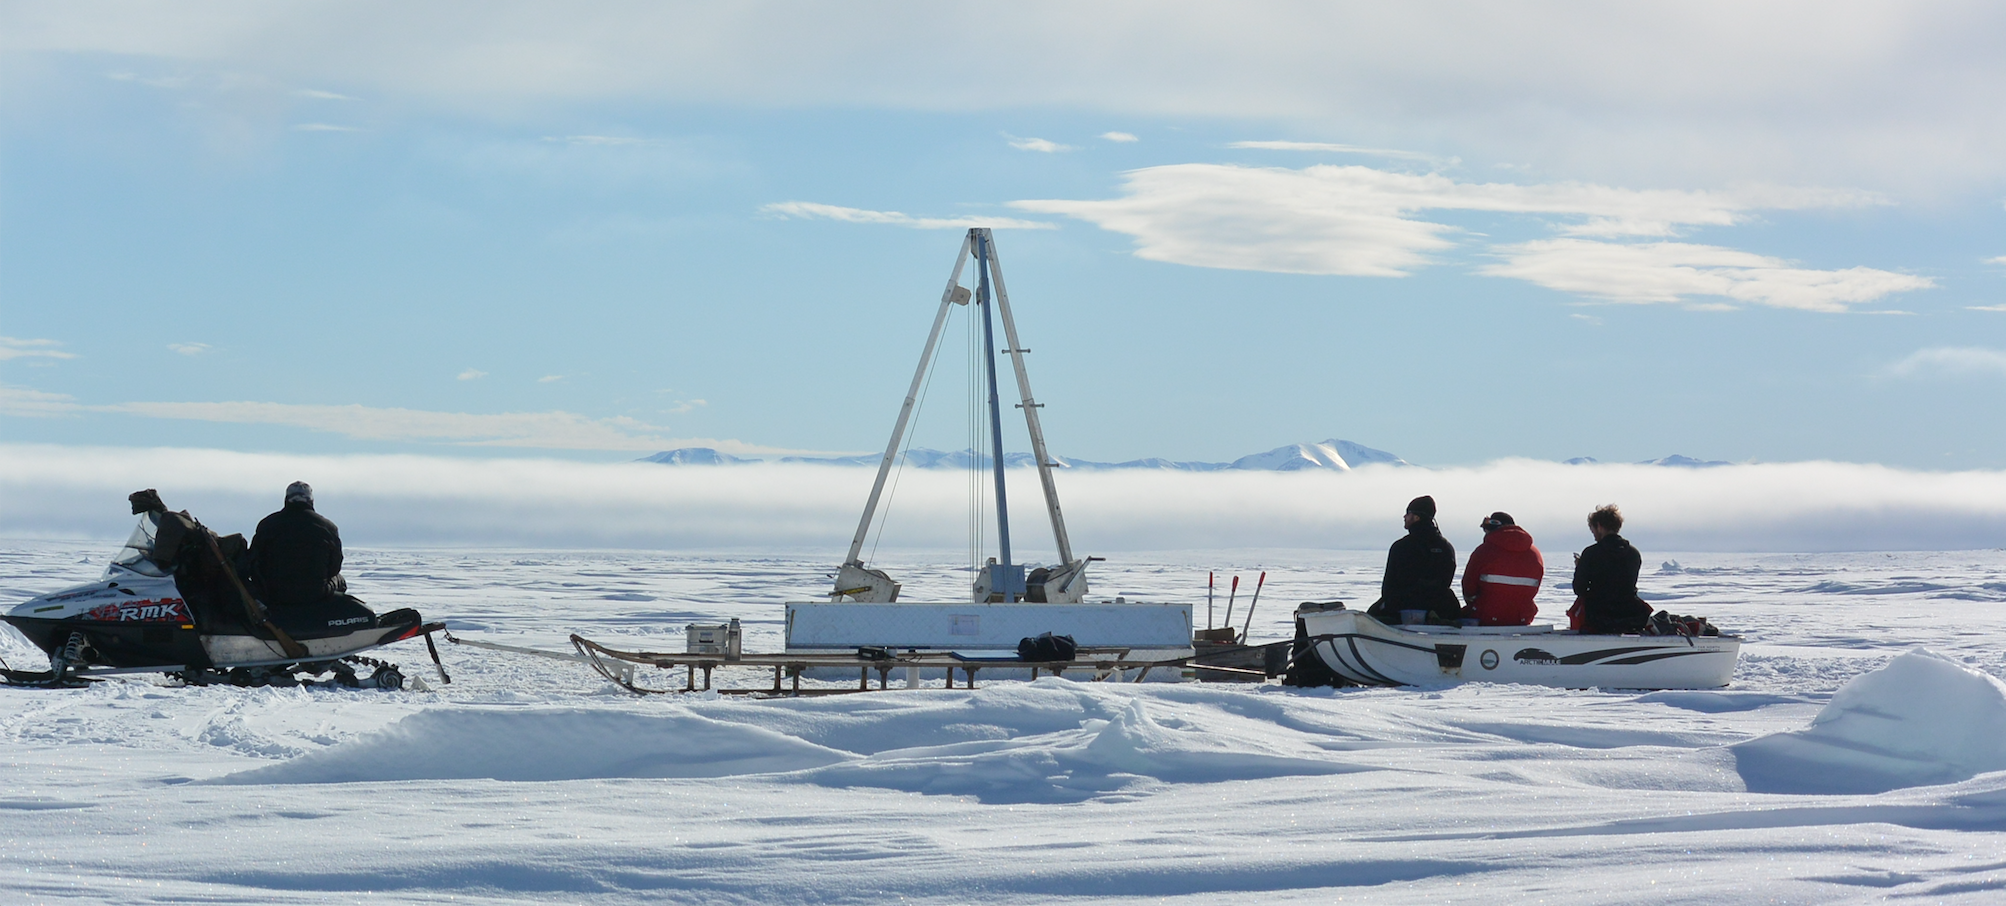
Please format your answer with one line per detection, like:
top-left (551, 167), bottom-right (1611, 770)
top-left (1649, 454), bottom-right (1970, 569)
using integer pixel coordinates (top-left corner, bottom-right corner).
top-left (4, 544), bottom-right (2005, 904)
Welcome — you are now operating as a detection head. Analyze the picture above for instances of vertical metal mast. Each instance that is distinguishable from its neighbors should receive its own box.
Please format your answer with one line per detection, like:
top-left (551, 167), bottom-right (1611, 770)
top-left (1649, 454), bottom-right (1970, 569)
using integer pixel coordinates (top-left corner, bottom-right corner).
top-left (842, 233), bottom-right (974, 568)
top-left (974, 231), bottom-right (1018, 598)
top-left (983, 232), bottom-right (1076, 567)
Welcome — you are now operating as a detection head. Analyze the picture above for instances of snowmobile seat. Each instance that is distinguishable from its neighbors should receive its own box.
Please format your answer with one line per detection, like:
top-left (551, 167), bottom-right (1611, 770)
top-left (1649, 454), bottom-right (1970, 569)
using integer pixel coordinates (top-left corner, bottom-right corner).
top-left (267, 593), bottom-right (382, 641)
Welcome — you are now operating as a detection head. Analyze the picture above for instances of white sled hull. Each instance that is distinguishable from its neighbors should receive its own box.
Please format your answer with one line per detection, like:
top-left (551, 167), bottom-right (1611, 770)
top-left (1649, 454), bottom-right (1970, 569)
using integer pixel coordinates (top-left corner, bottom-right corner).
top-left (1298, 609), bottom-right (1739, 690)
top-left (200, 628), bottom-right (410, 667)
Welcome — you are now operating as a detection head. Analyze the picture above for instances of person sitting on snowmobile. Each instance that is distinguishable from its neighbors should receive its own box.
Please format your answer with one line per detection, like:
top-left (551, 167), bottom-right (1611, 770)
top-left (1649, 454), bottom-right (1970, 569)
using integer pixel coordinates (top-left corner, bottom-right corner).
top-left (1365, 496), bottom-right (1461, 625)
top-left (1569, 504), bottom-right (1652, 634)
top-left (250, 481), bottom-right (347, 609)
top-left (1460, 511), bottom-right (1543, 626)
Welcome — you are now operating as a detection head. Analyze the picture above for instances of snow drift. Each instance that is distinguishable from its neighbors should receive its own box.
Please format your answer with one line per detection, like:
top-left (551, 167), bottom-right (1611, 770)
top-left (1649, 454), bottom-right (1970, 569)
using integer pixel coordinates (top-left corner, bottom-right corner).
top-left (214, 707), bottom-right (855, 784)
top-left (217, 684), bottom-right (1366, 802)
top-left (1733, 648), bottom-right (2006, 794)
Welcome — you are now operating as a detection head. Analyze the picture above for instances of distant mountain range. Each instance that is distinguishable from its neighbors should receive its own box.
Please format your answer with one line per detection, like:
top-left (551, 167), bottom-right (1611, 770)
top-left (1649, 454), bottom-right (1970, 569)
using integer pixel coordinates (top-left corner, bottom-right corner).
top-left (1565, 455), bottom-right (1735, 468)
top-left (640, 439), bottom-right (1410, 471)
top-left (642, 442), bottom-right (1740, 470)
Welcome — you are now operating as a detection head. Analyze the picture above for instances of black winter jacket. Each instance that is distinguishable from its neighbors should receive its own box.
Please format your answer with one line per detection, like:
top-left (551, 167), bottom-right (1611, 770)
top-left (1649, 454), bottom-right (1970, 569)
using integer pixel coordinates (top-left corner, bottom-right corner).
top-left (251, 502), bottom-right (344, 608)
top-left (1573, 533), bottom-right (1650, 633)
top-left (1370, 523), bottom-right (1461, 623)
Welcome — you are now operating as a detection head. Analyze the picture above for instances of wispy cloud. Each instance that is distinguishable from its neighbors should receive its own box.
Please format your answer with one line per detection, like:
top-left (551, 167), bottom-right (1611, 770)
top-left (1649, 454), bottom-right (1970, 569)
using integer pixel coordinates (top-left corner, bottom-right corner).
top-left (105, 71), bottom-right (188, 89)
top-left (1100, 132), bottom-right (1139, 143)
top-left (761, 201), bottom-right (1056, 231)
top-left (0, 337), bottom-right (78, 362)
top-left (168, 342), bottom-right (211, 356)
top-left (1968, 304), bottom-right (2006, 312)
top-left (1011, 163), bottom-right (1910, 309)
top-left (537, 375), bottom-right (565, 383)
top-left (0, 386), bottom-right (81, 416)
top-left (1482, 240), bottom-right (1934, 312)
top-left (1883, 347), bottom-right (2006, 380)
top-left (1229, 140), bottom-right (1445, 163)
top-left (457, 369), bottom-right (487, 381)
top-left (0, 387), bottom-right (811, 455)
top-left (542, 135), bottom-right (647, 146)
top-left (293, 123), bottom-right (362, 132)
top-left (292, 88), bottom-right (356, 101)
top-left (1006, 135), bottom-right (1075, 153)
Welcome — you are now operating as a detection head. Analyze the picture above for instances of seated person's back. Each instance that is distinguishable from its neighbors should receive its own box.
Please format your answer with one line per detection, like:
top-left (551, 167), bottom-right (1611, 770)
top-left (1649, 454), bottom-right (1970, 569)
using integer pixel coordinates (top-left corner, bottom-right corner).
top-left (251, 482), bottom-right (344, 609)
top-left (1366, 496), bottom-right (1461, 624)
top-left (1572, 504), bottom-right (1650, 634)
top-left (1462, 512), bottom-right (1542, 626)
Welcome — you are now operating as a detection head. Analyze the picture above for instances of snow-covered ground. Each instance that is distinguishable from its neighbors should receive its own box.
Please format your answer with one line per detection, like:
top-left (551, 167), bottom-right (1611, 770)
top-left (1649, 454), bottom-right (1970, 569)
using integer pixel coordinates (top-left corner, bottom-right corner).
top-left (4, 542), bottom-right (2005, 904)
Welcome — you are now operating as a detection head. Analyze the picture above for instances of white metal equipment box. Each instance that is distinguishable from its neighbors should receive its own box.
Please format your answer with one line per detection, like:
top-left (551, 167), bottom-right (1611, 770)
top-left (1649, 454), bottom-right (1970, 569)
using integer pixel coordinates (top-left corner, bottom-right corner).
top-left (686, 619), bottom-right (742, 657)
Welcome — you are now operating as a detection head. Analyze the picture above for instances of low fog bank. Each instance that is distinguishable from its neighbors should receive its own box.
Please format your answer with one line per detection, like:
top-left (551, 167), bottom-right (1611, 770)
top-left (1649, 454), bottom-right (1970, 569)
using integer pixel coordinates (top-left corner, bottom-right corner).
top-left (4, 444), bottom-right (2004, 554)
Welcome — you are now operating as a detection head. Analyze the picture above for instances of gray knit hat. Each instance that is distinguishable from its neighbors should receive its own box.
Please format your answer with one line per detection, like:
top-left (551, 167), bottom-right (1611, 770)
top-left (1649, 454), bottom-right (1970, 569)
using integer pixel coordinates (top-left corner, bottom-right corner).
top-left (285, 481), bottom-right (313, 506)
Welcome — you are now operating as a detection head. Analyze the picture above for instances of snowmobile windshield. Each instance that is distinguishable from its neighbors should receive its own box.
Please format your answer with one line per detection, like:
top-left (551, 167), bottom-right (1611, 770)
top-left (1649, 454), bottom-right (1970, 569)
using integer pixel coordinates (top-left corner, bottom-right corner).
top-left (106, 512), bottom-right (169, 579)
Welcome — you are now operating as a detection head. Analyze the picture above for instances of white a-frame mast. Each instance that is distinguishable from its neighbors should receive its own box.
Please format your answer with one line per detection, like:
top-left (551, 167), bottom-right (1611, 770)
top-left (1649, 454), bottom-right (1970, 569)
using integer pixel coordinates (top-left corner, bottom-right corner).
top-left (832, 228), bottom-right (1088, 603)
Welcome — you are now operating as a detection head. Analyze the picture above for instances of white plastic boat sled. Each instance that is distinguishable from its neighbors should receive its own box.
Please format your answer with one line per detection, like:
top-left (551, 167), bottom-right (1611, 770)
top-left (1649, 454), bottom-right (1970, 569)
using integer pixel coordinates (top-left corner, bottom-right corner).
top-left (1290, 603), bottom-right (1740, 690)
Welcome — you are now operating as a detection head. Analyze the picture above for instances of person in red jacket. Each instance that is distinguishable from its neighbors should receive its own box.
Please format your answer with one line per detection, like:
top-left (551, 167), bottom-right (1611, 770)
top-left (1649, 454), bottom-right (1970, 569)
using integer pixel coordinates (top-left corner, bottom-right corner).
top-left (1460, 511), bottom-right (1543, 626)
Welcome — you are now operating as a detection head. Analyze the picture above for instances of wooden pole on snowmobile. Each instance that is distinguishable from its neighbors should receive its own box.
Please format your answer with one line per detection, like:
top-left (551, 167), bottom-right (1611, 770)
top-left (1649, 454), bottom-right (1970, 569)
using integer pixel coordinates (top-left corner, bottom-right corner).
top-left (1223, 575), bottom-right (1240, 628)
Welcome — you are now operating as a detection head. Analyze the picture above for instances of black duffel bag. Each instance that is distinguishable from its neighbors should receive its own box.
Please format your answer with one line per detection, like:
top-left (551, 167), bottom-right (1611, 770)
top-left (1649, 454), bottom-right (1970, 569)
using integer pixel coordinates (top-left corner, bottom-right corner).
top-left (1017, 632), bottom-right (1078, 662)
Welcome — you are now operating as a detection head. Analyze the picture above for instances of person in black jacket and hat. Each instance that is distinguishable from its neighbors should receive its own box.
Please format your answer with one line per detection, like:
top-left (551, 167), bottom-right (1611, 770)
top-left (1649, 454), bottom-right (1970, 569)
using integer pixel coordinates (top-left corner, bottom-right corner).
top-left (1366, 496), bottom-right (1461, 625)
top-left (1570, 504), bottom-right (1652, 634)
top-left (250, 481), bottom-right (346, 609)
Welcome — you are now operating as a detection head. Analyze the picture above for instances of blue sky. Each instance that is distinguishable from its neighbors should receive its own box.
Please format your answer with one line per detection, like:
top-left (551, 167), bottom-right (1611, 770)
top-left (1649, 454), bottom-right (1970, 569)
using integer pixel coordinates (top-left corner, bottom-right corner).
top-left (5, 2), bottom-right (2006, 469)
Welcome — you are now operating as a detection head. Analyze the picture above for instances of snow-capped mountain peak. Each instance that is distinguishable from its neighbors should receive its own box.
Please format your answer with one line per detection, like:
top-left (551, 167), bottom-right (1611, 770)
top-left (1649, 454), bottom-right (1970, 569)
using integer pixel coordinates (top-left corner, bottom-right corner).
top-left (1228, 439), bottom-right (1409, 472)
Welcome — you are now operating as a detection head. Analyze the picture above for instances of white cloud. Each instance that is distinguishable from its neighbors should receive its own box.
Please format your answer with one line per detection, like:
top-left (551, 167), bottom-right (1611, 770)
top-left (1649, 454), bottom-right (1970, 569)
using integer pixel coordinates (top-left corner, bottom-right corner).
top-left (1987, 256), bottom-right (2006, 266)
top-left (1100, 132), bottom-right (1138, 143)
top-left (104, 70), bottom-right (187, 89)
top-left (1, 384), bottom-right (812, 454)
top-left (537, 374), bottom-right (565, 383)
top-left (1006, 136), bottom-right (1075, 153)
top-left (23, 4), bottom-right (2006, 193)
top-left (101, 399), bottom-right (815, 454)
top-left (1013, 163), bottom-right (1878, 279)
top-left (1229, 140), bottom-right (1444, 163)
top-left (1482, 240), bottom-right (1934, 312)
top-left (292, 123), bottom-right (361, 132)
top-left (0, 337), bottom-right (78, 362)
top-left (167, 342), bottom-right (211, 356)
top-left (1968, 304), bottom-right (2006, 312)
top-left (1570, 313), bottom-right (1603, 325)
top-left (0, 386), bottom-right (81, 417)
top-left (1883, 347), bottom-right (2006, 380)
top-left (543, 134), bottom-right (646, 146)
top-left (7, 445), bottom-right (2006, 553)
top-left (292, 88), bottom-right (355, 100)
top-left (457, 369), bottom-right (487, 381)
top-left (1013, 164), bottom-right (1457, 276)
top-left (761, 201), bottom-right (1056, 231)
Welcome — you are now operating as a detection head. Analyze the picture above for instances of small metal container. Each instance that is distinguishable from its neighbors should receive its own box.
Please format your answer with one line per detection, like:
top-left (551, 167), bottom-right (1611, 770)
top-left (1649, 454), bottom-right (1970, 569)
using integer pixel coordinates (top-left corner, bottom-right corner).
top-left (686, 619), bottom-right (742, 658)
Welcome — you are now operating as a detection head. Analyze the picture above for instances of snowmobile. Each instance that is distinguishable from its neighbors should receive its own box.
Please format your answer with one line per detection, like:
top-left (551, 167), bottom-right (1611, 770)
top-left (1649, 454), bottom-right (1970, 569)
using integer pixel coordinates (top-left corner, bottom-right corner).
top-left (2, 491), bottom-right (446, 690)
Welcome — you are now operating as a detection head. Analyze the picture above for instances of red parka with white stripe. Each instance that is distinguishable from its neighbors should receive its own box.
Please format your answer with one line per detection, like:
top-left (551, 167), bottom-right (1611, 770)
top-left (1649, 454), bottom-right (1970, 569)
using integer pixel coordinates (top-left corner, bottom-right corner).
top-left (1461, 525), bottom-right (1543, 626)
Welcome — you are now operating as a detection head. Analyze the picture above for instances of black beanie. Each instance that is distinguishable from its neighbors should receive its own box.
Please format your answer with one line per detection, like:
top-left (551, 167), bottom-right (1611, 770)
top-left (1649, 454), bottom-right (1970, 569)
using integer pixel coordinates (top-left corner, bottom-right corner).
top-left (1406, 495), bottom-right (1437, 521)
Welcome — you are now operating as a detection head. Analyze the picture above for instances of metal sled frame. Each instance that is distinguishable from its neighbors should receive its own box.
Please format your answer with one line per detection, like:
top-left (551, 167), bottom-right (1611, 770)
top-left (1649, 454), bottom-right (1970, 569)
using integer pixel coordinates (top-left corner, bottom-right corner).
top-left (566, 634), bottom-right (1222, 696)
